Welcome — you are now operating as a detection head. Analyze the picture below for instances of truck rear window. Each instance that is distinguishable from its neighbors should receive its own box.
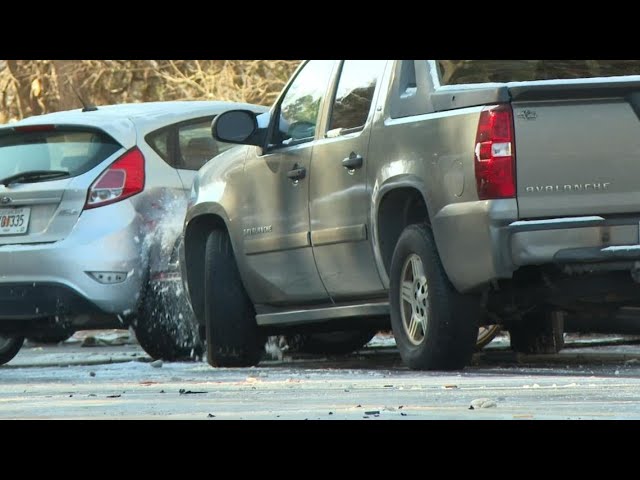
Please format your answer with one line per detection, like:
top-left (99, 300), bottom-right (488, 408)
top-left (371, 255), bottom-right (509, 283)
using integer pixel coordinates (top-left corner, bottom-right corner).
top-left (437, 60), bottom-right (640, 86)
top-left (0, 127), bottom-right (121, 181)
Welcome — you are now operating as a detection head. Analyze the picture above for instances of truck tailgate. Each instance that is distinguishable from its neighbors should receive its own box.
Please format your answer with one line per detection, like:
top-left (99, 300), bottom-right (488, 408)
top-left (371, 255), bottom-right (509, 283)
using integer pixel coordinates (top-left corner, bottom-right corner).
top-left (512, 79), bottom-right (640, 219)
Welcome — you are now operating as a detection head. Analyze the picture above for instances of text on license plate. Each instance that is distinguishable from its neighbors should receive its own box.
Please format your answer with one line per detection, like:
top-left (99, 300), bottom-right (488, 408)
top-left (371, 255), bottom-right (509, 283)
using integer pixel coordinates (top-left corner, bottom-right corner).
top-left (0, 207), bottom-right (31, 235)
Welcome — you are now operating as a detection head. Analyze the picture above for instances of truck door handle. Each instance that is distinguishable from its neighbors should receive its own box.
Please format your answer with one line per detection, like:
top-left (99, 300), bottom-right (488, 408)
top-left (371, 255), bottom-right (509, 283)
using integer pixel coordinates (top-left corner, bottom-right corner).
top-left (342, 153), bottom-right (363, 170)
top-left (287, 164), bottom-right (306, 181)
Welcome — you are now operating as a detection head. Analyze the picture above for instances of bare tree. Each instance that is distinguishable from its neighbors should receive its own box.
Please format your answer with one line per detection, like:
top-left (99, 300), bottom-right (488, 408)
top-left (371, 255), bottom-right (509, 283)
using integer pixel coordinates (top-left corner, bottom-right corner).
top-left (0, 60), bottom-right (300, 123)
top-left (52, 60), bottom-right (80, 111)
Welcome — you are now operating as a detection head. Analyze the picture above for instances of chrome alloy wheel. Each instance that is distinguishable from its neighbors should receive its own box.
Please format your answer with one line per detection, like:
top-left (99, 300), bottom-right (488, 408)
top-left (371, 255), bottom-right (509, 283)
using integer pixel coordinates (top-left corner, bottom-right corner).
top-left (400, 254), bottom-right (429, 346)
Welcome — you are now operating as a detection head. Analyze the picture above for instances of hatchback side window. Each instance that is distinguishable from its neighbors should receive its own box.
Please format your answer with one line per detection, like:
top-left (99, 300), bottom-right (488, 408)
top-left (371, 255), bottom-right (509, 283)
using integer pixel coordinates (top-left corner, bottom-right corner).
top-left (271, 60), bottom-right (335, 148)
top-left (147, 129), bottom-right (171, 163)
top-left (328, 60), bottom-right (384, 133)
top-left (177, 119), bottom-right (233, 170)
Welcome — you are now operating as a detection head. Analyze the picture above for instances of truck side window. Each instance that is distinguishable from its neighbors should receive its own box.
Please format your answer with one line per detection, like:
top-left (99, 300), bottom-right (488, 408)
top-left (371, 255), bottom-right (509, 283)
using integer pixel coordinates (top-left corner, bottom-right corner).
top-left (272, 60), bottom-right (335, 147)
top-left (329, 60), bottom-right (384, 132)
top-left (389, 61), bottom-right (434, 119)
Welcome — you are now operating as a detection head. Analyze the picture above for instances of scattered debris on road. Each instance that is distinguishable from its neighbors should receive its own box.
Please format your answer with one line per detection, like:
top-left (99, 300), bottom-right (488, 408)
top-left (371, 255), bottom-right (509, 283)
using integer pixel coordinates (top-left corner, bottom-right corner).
top-left (179, 389), bottom-right (206, 395)
top-left (150, 360), bottom-right (163, 368)
top-left (77, 330), bottom-right (135, 348)
top-left (469, 398), bottom-right (497, 409)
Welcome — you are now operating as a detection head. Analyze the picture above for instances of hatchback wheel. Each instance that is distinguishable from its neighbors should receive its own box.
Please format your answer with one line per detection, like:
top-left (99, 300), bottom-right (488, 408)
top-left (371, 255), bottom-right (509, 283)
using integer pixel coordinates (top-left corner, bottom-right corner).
top-left (0, 335), bottom-right (24, 366)
top-left (133, 278), bottom-right (202, 361)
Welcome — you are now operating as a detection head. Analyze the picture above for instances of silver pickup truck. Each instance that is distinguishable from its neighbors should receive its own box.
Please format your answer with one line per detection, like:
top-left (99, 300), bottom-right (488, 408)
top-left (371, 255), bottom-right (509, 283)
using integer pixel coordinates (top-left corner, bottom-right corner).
top-left (181, 60), bottom-right (640, 370)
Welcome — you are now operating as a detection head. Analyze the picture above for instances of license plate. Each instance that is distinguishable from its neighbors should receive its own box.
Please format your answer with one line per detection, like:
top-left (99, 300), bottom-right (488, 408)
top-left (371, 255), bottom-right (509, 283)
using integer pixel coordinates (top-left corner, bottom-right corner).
top-left (0, 207), bottom-right (30, 235)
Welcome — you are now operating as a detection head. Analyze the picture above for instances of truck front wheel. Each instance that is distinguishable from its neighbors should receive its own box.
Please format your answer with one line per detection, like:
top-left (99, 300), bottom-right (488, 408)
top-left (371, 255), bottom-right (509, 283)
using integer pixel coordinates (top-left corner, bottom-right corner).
top-left (389, 224), bottom-right (478, 370)
top-left (204, 230), bottom-right (265, 367)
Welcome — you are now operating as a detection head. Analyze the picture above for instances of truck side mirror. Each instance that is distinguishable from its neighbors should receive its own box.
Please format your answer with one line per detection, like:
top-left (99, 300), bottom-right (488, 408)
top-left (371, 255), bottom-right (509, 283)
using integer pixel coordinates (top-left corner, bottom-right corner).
top-left (212, 110), bottom-right (260, 146)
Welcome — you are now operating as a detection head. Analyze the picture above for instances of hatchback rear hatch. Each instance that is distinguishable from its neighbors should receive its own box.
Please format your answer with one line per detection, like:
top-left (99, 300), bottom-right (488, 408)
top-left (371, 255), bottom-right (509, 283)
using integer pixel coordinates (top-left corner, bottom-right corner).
top-left (0, 125), bottom-right (124, 245)
top-left (438, 60), bottom-right (640, 219)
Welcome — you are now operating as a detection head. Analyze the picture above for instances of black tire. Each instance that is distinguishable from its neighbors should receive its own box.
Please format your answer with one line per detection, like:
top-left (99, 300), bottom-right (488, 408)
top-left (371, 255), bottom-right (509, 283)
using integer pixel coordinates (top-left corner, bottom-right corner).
top-left (0, 335), bottom-right (24, 365)
top-left (389, 224), bottom-right (479, 370)
top-left (286, 329), bottom-right (378, 355)
top-left (133, 278), bottom-right (202, 361)
top-left (204, 230), bottom-right (265, 367)
top-left (509, 310), bottom-right (565, 354)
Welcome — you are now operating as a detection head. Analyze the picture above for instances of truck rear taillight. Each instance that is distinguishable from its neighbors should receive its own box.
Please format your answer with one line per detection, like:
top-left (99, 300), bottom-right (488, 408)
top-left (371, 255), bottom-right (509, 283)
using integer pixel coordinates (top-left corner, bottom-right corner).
top-left (474, 104), bottom-right (516, 200)
top-left (84, 147), bottom-right (145, 209)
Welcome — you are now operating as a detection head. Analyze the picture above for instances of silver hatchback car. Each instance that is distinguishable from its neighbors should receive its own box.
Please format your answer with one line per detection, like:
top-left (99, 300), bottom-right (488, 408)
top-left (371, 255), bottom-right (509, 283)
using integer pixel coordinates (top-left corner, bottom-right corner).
top-left (0, 101), bottom-right (267, 365)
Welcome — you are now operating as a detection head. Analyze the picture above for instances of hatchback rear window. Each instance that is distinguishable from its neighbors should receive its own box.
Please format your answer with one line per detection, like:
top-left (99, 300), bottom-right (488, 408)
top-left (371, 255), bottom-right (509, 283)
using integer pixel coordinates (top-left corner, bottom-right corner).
top-left (0, 127), bottom-right (121, 181)
top-left (437, 60), bottom-right (640, 86)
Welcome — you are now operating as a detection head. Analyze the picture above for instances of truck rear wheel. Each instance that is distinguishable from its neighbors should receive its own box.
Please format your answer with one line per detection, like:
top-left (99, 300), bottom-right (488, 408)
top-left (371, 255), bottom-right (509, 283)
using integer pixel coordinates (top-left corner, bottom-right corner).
top-left (389, 224), bottom-right (478, 370)
top-left (204, 230), bottom-right (265, 367)
top-left (509, 310), bottom-right (565, 354)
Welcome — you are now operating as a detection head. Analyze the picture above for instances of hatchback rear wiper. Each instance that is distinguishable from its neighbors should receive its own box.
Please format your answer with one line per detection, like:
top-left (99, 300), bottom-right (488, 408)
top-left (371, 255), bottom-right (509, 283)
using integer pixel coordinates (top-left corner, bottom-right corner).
top-left (0, 170), bottom-right (70, 187)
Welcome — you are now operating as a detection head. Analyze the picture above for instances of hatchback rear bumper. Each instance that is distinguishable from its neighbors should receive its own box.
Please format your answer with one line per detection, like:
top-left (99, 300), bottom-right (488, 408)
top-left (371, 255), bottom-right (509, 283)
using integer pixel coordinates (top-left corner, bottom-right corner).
top-left (0, 283), bottom-right (103, 319)
top-left (0, 201), bottom-right (146, 320)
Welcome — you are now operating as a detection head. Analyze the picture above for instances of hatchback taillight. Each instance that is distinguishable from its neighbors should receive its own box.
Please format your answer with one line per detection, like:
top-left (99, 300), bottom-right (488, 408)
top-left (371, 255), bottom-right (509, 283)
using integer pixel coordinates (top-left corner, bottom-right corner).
top-left (474, 104), bottom-right (516, 200)
top-left (85, 147), bottom-right (145, 209)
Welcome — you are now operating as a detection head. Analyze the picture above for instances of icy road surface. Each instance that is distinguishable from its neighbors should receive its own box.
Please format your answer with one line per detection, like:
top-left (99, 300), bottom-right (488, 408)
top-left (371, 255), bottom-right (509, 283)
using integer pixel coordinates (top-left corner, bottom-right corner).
top-left (3, 332), bottom-right (640, 419)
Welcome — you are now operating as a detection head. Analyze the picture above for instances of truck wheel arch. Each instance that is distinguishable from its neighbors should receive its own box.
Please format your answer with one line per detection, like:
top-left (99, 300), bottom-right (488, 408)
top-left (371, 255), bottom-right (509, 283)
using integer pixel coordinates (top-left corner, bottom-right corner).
top-left (374, 180), bottom-right (432, 285)
top-left (183, 211), bottom-right (230, 323)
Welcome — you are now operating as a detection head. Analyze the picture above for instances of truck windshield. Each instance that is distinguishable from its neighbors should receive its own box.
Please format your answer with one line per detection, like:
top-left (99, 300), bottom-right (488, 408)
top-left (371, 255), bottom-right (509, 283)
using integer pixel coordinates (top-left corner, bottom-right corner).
top-left (437, 60), bottom-right (640, 86)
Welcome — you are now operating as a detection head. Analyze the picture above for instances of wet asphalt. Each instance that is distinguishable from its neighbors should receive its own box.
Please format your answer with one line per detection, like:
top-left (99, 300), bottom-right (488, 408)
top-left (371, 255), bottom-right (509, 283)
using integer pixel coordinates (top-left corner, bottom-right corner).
top-left (2, 332), bottom-right (640, 419)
